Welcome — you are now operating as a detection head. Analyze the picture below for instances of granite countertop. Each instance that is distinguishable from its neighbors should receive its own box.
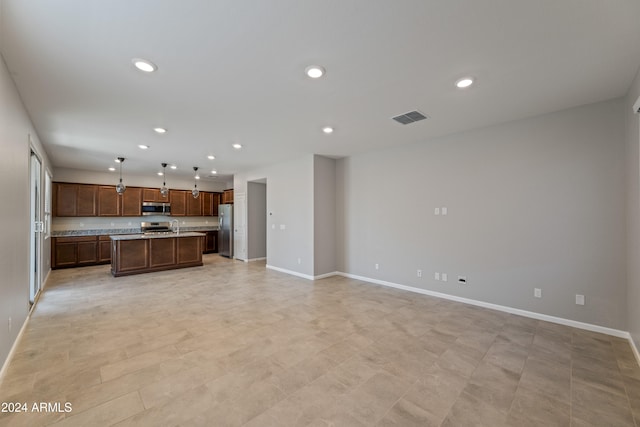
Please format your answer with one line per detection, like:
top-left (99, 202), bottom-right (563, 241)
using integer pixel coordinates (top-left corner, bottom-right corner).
top-left (52, 226), bottom-right (218, 237)
top-left (110, 232), bottom-right (206, 241)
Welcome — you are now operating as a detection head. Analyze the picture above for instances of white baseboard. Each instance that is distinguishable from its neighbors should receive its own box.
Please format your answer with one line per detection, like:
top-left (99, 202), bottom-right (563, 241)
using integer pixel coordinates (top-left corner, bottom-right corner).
top-left (314, 271), bottom-right (340, 280)
top-left (266, 264), bottom-right (315, 280)
top-left (246, 257), bottom-right (266, 262)
top-left (0, 269), bottom-right (52, 386)
top-left (0, 313), bottom-right (30, 387)
top-left (629, 335), bottom-right (640, 367)
top-left (335, 272), bottom-right (629, 339)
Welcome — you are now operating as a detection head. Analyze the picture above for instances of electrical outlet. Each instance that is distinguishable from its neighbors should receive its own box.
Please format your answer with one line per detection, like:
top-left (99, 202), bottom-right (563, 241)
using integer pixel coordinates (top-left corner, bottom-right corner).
top-left (375, 263), bottom-right (379, 270)
top-left (435, 272), bottom-right (440, 280)
top-left (576, 294), bottom-right (585, 305)
top-left (297, 258), bottom-right (301, 265)
top-left (417, 269), bottom-right (422, 278)
top-left (442, 207), bottom-right (448, 215)
top-left (442, 273), bottom-right (448, 282)
top-left (534, 288), bottom-right (542, 298)
top-left (434, 208), bottom-right (440, 215)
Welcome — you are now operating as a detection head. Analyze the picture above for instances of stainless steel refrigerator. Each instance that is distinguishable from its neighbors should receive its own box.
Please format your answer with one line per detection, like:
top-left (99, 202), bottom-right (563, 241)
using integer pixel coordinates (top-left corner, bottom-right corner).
top-left (219, 204), bottom-right (233, 258)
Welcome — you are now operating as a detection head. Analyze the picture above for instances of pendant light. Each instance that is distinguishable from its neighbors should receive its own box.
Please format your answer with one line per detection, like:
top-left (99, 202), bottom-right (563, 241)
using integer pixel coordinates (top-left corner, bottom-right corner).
top-left (192, 167), bottom-right (200, 199)
top-left (160, 163), bottom-right (169, 197)
top-left (115, 157), bottom-right (126, 195)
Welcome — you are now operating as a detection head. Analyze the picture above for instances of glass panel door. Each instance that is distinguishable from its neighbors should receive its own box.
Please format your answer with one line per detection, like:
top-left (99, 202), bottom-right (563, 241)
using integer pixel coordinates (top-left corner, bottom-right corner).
top-left (29, 150), bottom-right (43, 304)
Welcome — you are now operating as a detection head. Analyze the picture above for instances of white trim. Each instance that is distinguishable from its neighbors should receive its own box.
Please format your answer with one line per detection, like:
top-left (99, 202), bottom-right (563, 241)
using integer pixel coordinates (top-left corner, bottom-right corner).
top-left (629, 335), bottom-right (640, 367)
top-left (314, 271), bottom-right (340, 280)
top-left (266, 264), bottom-right (315, 280)
top-left (0, 313), bottom-right (30, 387)
top-left (336, 272), bottom-right (629, 339)
top-left (246, 257), bottom-right (266, 262)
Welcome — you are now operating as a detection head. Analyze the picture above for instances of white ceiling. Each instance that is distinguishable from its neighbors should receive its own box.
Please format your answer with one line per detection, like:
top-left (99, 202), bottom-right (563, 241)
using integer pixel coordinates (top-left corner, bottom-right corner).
top-left (1, 1), bottom-right (639, 182)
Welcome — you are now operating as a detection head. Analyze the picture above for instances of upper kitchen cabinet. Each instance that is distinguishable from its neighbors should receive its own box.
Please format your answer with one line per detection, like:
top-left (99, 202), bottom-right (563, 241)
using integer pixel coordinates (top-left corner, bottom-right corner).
top-left (212, 192), bottom-right (220, 216)
top-left (170, 190), bottom-right (187, 216)
top-left (143, 188), bottom-right (169, 203)
top-left (121, 187), bottom-right (142, 216)
top-left (53, 183), bottom-right (97, 217)
top-left (187, 193), bottom-right (203, 216)
top-left (97, 186), bottom-right (121, 216)
top-left (222, 189), bottom-right (234, 204)
top-left (202, 192), bottom-right (220, 216)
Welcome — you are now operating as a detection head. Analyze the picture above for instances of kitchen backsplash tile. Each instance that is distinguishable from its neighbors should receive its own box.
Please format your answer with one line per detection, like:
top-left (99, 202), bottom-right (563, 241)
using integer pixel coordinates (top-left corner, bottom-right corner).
top-left (52, 216), bottom-right (219, 233)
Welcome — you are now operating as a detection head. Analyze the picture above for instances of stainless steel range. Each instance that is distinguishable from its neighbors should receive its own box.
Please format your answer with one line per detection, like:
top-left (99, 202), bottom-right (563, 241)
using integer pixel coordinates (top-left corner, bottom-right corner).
top-left (140, 221), bottom-right (174, 235)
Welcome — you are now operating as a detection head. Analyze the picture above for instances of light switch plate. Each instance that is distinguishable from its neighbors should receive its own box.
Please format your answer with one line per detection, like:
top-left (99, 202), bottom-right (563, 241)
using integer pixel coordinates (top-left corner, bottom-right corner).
top-left (434, 208), bottom-right (440, 215)
top-left (534, 288), bottom-right (542, 298)
top-left (442, 273), bottom-right (448, 282)
top-left (442, 207), bottom-right (448, 215)
top-left (576, 294), bottom-right (585, 305)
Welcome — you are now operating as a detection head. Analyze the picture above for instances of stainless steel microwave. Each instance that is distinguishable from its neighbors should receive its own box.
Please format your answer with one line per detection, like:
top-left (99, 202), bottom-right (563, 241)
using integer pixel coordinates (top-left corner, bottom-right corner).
top-left (141, 202), bottom-right (171, 216)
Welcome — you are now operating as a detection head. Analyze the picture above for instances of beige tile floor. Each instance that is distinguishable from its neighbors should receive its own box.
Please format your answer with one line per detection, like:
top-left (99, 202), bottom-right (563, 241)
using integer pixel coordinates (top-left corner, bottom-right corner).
top-left (1, 254), bottom-right (639, 426)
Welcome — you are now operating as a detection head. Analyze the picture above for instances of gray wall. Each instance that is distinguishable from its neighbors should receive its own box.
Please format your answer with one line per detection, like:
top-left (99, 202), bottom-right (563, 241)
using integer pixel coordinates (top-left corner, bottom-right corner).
top-left (247, 182), bottom-right (267, 260)
top-left (235, 155), bottom-right (314, 276)
top-left (313, 155), bottom-right (337, 276)
top-left (0, 54), bottom-right (52, 368)
top-left (626, 69), bottom-right (640, 347)
top-left (337, 99), bottom-right (627, 330)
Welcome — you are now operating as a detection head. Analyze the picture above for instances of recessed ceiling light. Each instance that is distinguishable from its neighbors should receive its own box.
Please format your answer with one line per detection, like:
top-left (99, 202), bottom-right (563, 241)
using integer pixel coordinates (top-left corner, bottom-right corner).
top-left (114, 158), bottom-right (121, 163)
top-left (207, 155), bottom-right (215, 160)
top-left (108, 167), bottom-right (116, 172)
top-left (170, 165), bottom-right (177, 170)
top-left (138, 144), bottom-right (149, 150)
top-left (211, 170), bottom-right (217, 174)
top-left (132, 58), bottom-right (157, 73)
top-left (455, 77), bottom-right (474, 89)
top-left (153, 127), bottom-right (167, 134)
top-left (157, 172), bottom-right (164, 176)
top-left (305, 65), bottom-right (325, 79)
top-left (322, 126), bottom-right (334, 134)
top-left (195, 175), bottom-right (200, 180)
top-left (232, 143), bottom-right (242, 150)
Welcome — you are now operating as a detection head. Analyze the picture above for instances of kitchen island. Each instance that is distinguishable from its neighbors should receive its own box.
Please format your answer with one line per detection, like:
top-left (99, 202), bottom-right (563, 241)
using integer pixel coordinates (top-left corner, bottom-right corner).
top-left (110, 232), bottom-right (205, 277)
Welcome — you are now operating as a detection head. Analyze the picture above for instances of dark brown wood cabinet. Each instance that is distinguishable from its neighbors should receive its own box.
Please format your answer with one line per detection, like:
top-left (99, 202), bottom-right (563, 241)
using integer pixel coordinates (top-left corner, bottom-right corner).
top-left (222, 189), bottom-right (234, 204)
top-left (53, 183), bottom-right (77, 216)
top-left (52, 236), bottom-right (103, 268)
top-left (98, 186), bottom-right (120, 216)
top-left (77, 185), bottom-right (98, 216)
top-left (98, 236), bottom-right (112, 263)
top-left (204, 230), bottom-right (218, 253)
top-left (170, 190), bottom-right (187, 216)
top-left (53, 183), bottom-right (97, 216)
top-left (142, 188), bottom-right (169, 203)
top-left (54, 182), bottom-right (220, 218)
top-left (213, 193), bottom-right (220, 216)
top-left (187, 193), bottom-right (202, 216)
top-left (111, 235), bottom-right (203, 277)
top-left (121, 187), bottom-right (142, 216)
top-left (202, 192), bottom-right (213, 216)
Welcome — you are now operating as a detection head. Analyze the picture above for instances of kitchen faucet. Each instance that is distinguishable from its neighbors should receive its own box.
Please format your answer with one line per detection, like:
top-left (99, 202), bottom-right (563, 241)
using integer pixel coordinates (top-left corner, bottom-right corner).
top-left (170, 219), bottom-right (180, 234)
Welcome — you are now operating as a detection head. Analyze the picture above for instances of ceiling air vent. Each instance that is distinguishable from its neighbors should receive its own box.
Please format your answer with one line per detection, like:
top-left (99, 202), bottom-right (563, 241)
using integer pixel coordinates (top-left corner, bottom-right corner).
top-left (392, 110), bottom-right (429, 125)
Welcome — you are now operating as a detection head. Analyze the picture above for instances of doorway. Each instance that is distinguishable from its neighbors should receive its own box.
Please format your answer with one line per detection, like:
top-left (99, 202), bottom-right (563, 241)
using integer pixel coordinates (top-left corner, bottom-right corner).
top-left (247, 180), bottom-right (267, 261)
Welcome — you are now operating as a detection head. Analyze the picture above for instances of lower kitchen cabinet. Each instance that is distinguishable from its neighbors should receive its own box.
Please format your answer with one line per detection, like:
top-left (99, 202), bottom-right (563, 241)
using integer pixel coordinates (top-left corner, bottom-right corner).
top-left (204, 230), bottom-right (218, 253)
top-left (53, 235), bottom-right (111, 269)
top-left (98, 236), bottom-right (112, 263)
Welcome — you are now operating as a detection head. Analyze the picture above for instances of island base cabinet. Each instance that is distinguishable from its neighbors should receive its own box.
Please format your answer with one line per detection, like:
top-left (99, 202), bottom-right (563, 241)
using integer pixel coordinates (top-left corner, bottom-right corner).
top-left (111, 235), bottom-right (203, 277)
top-left (113, 239), bottom-right (148, 274)
top-left (178, 237), bottom-right (202, 264)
